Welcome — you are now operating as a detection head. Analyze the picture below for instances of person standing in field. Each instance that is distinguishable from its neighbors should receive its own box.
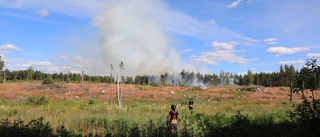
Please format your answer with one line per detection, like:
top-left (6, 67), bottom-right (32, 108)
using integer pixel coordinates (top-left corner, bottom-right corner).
top-left (189, 98), bottom-right (194, 114)
top-left (168, 104), bottom-right (179, 134)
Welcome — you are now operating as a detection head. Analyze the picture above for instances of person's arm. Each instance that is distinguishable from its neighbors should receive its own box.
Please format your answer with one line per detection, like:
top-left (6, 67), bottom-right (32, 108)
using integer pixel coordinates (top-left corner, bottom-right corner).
top-left (176, 111), bottom-right (179, 119)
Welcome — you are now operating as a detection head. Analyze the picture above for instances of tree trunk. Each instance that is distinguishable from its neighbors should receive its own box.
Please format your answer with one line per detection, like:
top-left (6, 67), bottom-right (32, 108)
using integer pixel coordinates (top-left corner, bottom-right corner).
top-left (117, 75), bottom-right (122, 107)
top-left (3, 70), bottom-right (5, 83)
top-left (290, 82), bottom-right (293, 102)
top-left (311, 90), bottom-right (315, 101)
top-left (302, 81), bottom-right (305, 97)
top-left (81, 71), bottom-right (84, 85)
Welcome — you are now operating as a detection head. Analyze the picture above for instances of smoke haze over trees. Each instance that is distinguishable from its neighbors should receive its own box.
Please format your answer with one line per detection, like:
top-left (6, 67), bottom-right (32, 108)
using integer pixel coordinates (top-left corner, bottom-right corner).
top-left (0, 62), bottom-right (305, 88)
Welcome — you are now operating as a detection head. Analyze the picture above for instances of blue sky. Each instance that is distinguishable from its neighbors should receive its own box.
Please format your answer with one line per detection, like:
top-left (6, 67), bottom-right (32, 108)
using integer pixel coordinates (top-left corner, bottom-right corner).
top-left (0, 0), bottom-right (319, 76)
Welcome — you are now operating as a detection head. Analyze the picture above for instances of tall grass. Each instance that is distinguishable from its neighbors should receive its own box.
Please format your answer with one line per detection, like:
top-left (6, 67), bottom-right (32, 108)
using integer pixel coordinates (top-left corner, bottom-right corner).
top-left (0, 89), bottom-right (297, 136)
top-left (0, 99), bottom-right (296, 136)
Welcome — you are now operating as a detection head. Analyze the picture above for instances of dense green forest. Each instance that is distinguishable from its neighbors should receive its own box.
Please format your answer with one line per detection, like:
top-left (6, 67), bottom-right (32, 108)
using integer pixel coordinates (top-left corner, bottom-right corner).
top-left (0, 63), bottom-right (302, 87)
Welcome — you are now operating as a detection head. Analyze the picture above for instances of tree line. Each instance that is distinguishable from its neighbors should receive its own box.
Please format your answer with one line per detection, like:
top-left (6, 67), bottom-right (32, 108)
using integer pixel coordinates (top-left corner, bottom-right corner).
top-left (0, 64), bottom-right (297, 87)
top-left (0, 58), bottom-right (318, 89)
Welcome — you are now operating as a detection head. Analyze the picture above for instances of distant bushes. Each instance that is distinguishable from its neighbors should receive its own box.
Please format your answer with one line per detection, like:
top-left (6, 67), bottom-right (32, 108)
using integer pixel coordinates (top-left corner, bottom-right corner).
top-left (42, 76), bottom-right (54, 85)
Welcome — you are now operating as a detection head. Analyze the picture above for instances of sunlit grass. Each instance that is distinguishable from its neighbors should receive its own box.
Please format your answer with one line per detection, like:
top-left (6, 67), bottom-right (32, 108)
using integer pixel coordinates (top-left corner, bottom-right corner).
top-left (0, 85), bottom-right (298, 136)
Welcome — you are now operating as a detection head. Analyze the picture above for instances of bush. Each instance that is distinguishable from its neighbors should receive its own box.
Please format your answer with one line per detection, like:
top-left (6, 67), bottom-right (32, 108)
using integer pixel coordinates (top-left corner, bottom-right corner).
top-left (56, 125), bottom-right (81, 137)
top-left (26, 96), bottom-right (49, 106)
top-left (88, 99), bottom-right (97, 106)
top-left (152, 83), bottom-right (159, 87)
top-left (288, 97), bottom-right (320, 135)
top-left (42, 77), bottom-right (54, 85)
top-left (0, 117), bottom-right (53, 137)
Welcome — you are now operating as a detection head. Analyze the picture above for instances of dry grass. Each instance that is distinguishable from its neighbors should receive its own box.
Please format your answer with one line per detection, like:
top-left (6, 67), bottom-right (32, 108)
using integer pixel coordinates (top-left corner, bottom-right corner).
top-left (1, 82), bottom-right (308, 135)
top-left (0, 82), bottom-right (303, 103)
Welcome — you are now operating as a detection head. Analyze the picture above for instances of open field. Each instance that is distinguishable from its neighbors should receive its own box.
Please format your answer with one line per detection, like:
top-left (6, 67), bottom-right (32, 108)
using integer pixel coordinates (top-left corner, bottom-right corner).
top-left (0, 82), bottom-right (305, 136)
top-left (0, 82), bottom-right (302, 102)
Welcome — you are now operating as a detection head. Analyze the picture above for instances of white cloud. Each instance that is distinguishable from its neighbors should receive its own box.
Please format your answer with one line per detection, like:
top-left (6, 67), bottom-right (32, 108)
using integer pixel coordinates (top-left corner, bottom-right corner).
top-left (244, 37), bottom-right (277, 45)
top-left (15, 61), bottom-right (53, 68)
top-left (10, 60), bottom-right (54, 71)
top-left (307, 53), bottom-right (320, 58)
top-left (207, 19), bottom-right (216, 25)
top-left (1, 0), bottom-right (243, 41)
top-left (267, 46), bottom-right (310, 56)
top-left (30, 61), bottom-right (53, 67)
top-left (0, 0), bottom-right (105, 18)
top-left (244, 37), bottom-right (260, 43)
top-left (236, 17), bottom-right (245, 20)
top-left (145, 3), bottom-right (243, 41)
top-left (37, 8), bottom-right (50, 17)
top-left (263, 38), bottom-right (277, 44)
top-left (0, 44), bottom-right (23, 53)
top-left (51, 55), bottom-right (69, 60)
top-left (227, 0), bottom-right (243, 8)
top-left (52, 55), bottom-right (88, 61)
top-left (191, 41), bottom-right (257, 65)
top-left (0, 11), bottom-right (58, 24)
top-left (278, 60), bottom-right (304, 65)
top-left (246, 0), bottom-right (260, 4)
top-left (212, 41), bottom-right (235, 50)
top-left (8, 55), bottom-right (98, 74)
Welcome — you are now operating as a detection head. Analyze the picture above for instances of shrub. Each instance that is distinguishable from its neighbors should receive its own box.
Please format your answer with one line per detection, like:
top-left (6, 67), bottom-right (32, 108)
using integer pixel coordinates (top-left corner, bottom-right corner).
top-left (56, 125), bottom-right (81, 137)
top-left (26, 96), bottom-right (49, 106)
top-left (288, 97), bottom-right (320, 135)
top-left (152, 83), bottom-right (159, 87)
top-left (42, 77), bottom-right (54, 85)
top-left (88, 99), bottom-right (97, 106)
top-left (129, 124), bottom-right (141, 137)
top-left (0, 117), bottom-right (53, 137)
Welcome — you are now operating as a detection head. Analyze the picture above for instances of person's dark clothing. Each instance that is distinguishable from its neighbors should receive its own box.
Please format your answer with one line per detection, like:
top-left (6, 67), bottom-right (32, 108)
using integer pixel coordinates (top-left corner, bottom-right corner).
top-left (169, 110), bottom-right (179, 121)
top-left (189, 100), bottom-right (194, 110)
top-left (169, 109), bottom-right (178, 133)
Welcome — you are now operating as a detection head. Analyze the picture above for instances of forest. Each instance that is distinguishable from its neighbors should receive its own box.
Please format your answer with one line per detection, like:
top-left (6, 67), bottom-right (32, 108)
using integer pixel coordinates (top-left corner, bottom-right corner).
top-left (0, 55), bottom-right (299, 87)
top-left (0, 63), bottom-right (298, 88)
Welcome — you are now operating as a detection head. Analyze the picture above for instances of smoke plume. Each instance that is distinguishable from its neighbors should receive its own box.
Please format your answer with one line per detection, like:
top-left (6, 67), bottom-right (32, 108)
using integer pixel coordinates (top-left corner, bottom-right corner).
top-left (95, 0), bottom-right (181, 76)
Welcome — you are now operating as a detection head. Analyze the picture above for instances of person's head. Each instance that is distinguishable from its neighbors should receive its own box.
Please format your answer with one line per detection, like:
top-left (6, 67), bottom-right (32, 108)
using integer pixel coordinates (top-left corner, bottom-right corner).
top-left (190, 98), bottom-right (193, 101)
top-left (171, 104), bottom-right (176, 110)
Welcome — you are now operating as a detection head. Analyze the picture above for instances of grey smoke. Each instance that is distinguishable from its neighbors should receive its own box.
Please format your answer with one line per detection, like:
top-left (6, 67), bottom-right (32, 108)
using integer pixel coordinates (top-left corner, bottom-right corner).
top-left (95, 0), bottom-right (181, 76)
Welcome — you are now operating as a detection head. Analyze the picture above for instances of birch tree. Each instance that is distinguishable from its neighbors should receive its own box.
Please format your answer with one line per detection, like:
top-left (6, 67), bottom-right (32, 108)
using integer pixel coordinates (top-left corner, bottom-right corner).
top-left (116, 61), bottom-right (124, 107)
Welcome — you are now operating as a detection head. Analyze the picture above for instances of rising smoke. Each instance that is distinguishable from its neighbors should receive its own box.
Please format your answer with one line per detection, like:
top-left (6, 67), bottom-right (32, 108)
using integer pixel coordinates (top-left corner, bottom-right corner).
top-left (95, 0), bottom-right (181, 76)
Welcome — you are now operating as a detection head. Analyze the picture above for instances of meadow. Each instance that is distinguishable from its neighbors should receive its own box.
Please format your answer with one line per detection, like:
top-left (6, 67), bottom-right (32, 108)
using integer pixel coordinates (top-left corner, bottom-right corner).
top-left (0, 82), bottom-right (308, 136)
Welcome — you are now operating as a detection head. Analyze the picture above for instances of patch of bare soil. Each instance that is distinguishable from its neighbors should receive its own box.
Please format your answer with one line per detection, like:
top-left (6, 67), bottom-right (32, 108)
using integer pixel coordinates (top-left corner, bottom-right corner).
top-left (0, 82), bottom-right (303, 103)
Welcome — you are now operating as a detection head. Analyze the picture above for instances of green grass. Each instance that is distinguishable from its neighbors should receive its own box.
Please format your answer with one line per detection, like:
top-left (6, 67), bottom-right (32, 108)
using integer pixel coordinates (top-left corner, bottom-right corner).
top-left (1, 99), bottom-right (292, 122)
top-left (0, 88), bottom-right (299, 136)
